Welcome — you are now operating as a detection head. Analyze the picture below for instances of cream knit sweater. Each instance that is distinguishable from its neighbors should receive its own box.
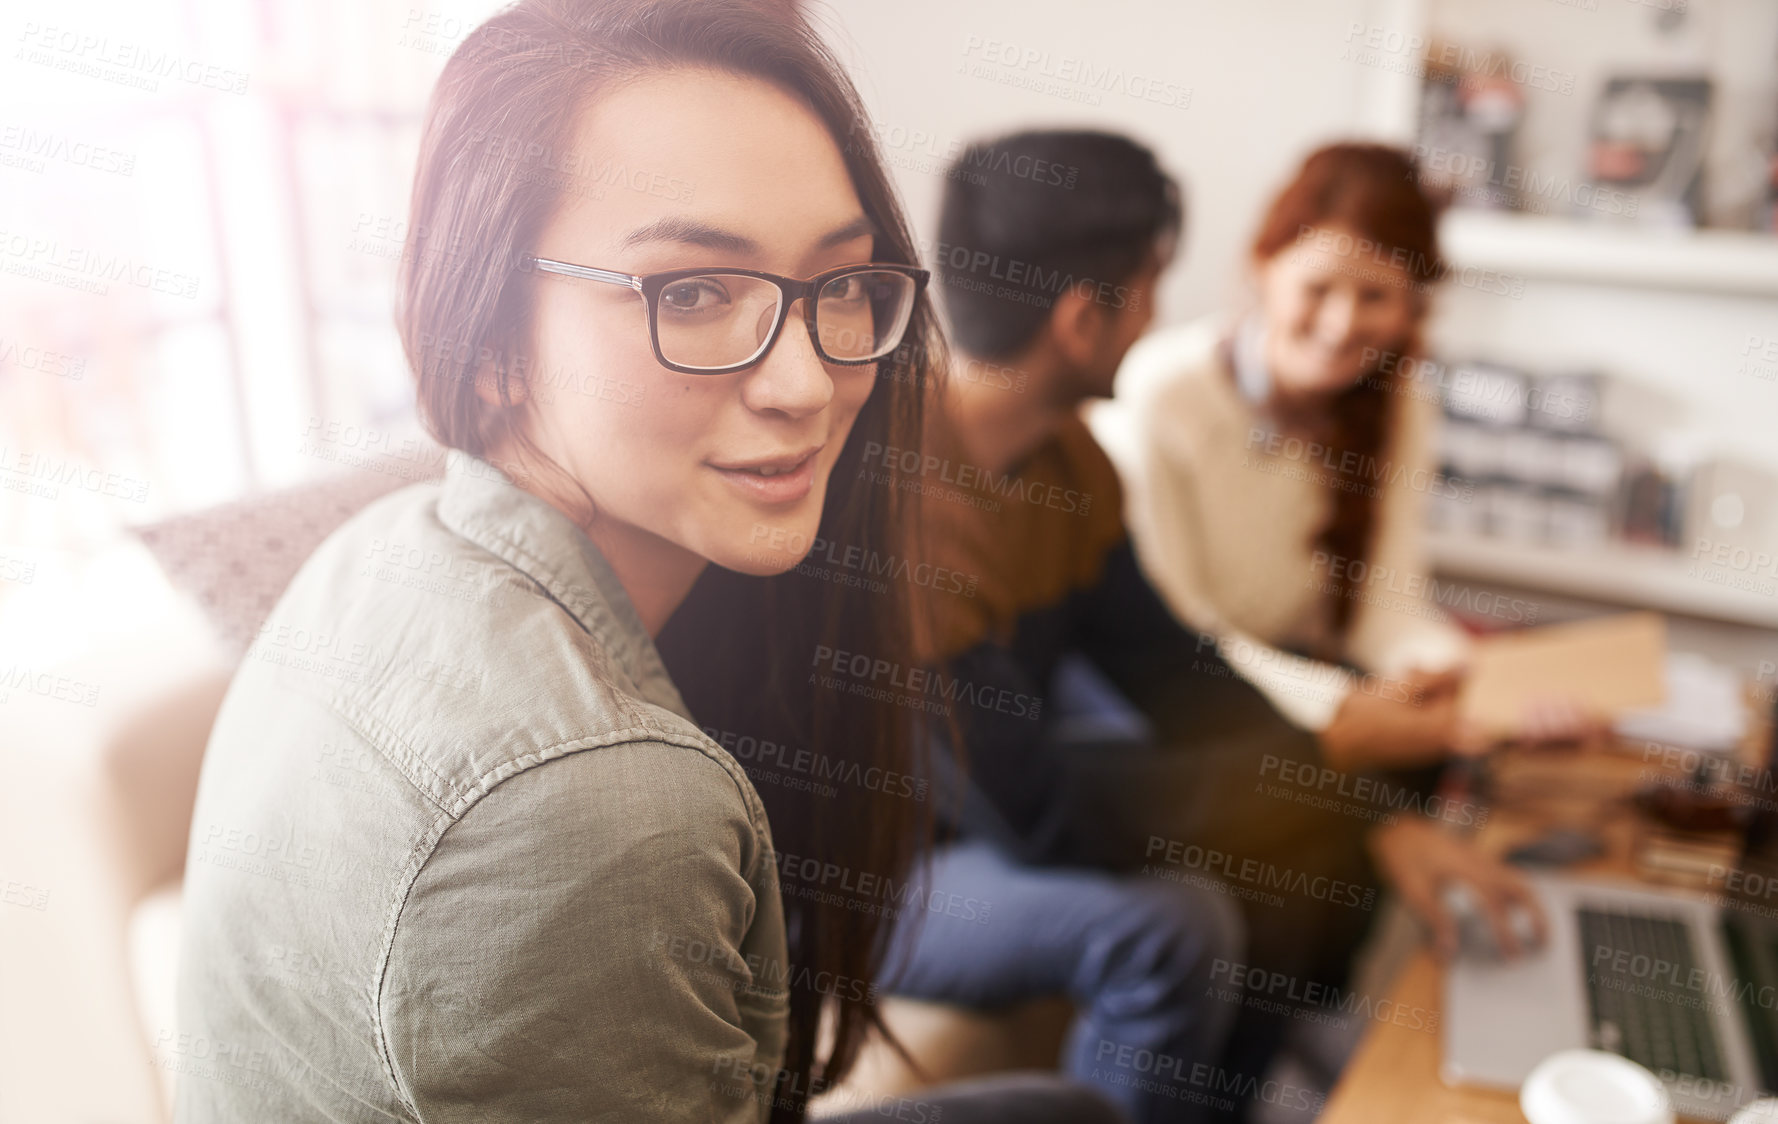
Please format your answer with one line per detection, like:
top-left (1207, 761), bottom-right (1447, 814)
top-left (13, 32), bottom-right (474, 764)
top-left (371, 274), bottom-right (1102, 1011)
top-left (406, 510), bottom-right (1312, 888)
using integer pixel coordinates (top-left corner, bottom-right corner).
top-left (1086, 316), bottom-right (1469, 731)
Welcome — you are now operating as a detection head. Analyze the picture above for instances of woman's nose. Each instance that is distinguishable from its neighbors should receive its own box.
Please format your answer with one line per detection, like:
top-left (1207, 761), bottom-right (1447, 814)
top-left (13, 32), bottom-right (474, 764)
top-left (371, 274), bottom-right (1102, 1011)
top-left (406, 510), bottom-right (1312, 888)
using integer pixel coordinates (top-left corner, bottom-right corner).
top-left (739, 296), bottom-right (834, 419)
top-left (1316, 289), bottom-right (1358, 345)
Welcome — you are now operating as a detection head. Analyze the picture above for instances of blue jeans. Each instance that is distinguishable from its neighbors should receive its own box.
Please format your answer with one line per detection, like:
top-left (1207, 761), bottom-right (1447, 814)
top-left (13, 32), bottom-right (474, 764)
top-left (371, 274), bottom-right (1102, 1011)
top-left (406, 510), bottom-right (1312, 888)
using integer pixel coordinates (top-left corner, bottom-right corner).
top-left (881, 840), bottom-right (1244, 1124)
top-left (826, 1073), bottom-right (1127, 1123)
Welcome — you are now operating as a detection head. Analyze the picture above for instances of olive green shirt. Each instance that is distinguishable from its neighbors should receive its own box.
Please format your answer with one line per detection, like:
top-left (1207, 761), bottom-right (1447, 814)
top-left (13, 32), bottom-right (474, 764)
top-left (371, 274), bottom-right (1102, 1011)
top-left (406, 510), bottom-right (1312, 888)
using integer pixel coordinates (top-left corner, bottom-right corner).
top-left (175, 450), bottom-right (788, 1121)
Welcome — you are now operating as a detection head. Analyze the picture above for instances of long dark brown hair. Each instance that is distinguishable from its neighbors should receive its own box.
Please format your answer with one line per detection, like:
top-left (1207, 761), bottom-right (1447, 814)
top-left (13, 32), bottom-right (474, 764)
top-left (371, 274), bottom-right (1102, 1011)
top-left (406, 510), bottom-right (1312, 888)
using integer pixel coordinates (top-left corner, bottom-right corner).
top-left (396, 1), bottom-right (946, 1117)
top-left (1249, 143), bottom-right (1443, 637)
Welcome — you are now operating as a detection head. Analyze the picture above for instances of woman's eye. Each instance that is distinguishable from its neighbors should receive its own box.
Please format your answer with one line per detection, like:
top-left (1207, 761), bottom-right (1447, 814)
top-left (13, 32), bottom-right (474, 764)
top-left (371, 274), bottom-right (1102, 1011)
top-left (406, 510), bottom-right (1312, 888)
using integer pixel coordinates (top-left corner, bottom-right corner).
top-left (660, 279), bottom-right (730, 313)
top-left (828, 275), bottom-right (868, 303)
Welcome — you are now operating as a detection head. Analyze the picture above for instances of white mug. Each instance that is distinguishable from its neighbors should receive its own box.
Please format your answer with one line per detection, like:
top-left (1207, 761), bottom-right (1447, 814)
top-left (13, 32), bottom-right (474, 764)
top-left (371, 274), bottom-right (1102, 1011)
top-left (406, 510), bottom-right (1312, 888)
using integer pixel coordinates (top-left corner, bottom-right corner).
top-left (1520, 1050), bottom-right (1675, 1124)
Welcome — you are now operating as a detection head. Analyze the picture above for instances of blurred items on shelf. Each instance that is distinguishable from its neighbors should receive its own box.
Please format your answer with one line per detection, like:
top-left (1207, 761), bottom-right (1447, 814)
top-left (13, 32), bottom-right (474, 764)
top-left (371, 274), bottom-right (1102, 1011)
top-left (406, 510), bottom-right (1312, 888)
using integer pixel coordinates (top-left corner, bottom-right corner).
top-left (1587, 76), bottom-right (1713, 229)
top-left (1410, 10), bottom-right (1778, 235)
top-left (1425, 358), bottom-right (1778, 570)
top-left (1432, 361), bottom-right (1620, 546)
top-left (1411, 41), bottom-right (1694, 227)
top-left (1415, 41), bottom-right (1526, 215)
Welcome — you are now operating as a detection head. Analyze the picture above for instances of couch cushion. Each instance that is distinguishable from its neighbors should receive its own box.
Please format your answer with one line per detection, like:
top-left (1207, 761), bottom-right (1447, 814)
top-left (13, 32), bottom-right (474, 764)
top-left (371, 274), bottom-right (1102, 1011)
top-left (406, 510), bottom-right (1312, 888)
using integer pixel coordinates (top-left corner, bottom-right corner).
top-left (134, 460), bottom-right (441, 664)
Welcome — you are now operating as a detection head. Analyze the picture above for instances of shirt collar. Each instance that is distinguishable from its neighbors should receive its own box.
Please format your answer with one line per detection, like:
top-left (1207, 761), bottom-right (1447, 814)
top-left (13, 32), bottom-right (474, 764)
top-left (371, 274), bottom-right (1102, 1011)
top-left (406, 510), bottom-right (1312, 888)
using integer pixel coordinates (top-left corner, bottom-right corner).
top-left (434, 448), bottom-right (690, 718)
top-left (1231, 312), bottom-right (1272, 407)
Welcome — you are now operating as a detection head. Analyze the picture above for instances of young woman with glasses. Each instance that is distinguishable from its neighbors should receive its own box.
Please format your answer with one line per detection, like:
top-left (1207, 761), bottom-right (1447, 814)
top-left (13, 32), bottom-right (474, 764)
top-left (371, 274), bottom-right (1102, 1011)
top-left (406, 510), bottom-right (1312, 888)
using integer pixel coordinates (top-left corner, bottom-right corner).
top-left (174, 2), bottom-right (1121, 1121)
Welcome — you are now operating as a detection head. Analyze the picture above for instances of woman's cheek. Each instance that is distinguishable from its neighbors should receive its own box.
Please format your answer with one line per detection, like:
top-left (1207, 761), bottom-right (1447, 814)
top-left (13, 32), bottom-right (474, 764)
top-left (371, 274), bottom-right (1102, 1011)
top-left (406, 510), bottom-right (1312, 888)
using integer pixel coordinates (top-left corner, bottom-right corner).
top-left (842, 373), bottom-right (876, 430)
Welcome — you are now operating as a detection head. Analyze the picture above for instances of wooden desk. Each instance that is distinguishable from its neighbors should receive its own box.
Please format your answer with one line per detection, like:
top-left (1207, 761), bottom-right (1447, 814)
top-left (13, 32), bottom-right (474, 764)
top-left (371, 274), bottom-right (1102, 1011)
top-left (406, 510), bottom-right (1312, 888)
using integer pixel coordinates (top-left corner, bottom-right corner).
top-left (1321, 715), bottom-right (1770, 1124)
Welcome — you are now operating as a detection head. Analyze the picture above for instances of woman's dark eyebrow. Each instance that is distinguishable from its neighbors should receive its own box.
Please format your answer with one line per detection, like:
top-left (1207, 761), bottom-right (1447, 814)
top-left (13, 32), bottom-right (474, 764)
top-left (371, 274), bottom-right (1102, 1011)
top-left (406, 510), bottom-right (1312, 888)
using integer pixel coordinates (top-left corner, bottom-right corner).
top-left (617, 214), bottom-right (877, 254)
top-left (620, 216), bottom-right (756, 253)
top-left (816, 215), bottom-right (877, 248)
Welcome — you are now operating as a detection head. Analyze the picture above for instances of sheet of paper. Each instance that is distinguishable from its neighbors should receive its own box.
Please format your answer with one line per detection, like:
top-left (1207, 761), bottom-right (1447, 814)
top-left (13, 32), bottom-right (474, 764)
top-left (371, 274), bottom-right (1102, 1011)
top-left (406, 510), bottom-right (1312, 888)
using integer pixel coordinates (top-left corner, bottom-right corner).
top-left (1458, 611), bottom-right (1667, 737)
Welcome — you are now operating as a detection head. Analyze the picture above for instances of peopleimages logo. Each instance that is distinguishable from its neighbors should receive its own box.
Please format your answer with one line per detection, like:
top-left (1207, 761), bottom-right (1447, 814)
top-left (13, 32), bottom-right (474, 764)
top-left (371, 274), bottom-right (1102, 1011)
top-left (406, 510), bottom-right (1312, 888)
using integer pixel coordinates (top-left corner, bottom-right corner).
top-left (0, 442), bottom-right (150, 504)
top-left (1309, 549), bottom-right (1541, 626)
top-left (930, 237), bottom-right (1142, 312)
top-left (1410, 145), bottom-right (1638, 218)
top-left (0, 229), bottom-right (199, 299)
top-left (0, 124), bottom-right (135, 176)
top-left (1358, 347), bottom-right (1592, 424)
top-left (1642, 740), bottom-right (1778, 804)
top-left (465, 127), bottom-right (695, 203)
top-left (957, 36), bottom-right (1193, 111)
top-left (0, 664), bottom-right (102, 708)
top-left (1588, 941), bottom-right (1778, 1015)
top-left (701, 723), bottom-right (929, 802)
top-left (771, 847), bottom-right (993, 924)
top-left (15, 23), bottom-right (251, 95)
top-left (0, 335), bottom-right (86, 380)
top-left (1244, 426), bottom-right (1473, 502)
top-left (1290, 226), bottom-right (1524, 299)
top-left (1687, 538), bottom-right (1778, 598)
top-left (848, 121), bottom-right (1080, 189)
top-left (1340, 24), bottom-right (1577, 95)
top-left (1208, 958), bottom-right (1440, 1033)
top-left (651, 930), bottom-right (871, 1004)
top-left (746, 524), bottom-right (979, 599)
top-left (1742, 335), bottom-right (1778, 382)
top-left (860, 440), bottom-right (1092, 516)
top-left (1258, 754), bottom-right (1488, 828)
top-left (810, 644), bottom-right (1042, 721)
top-left (1, 878), bottom-right (51, 912)
top-left (1143, 836), bottom-right (1377, 912)
top-left (1089, 1040), bottom-right (1325, 1114)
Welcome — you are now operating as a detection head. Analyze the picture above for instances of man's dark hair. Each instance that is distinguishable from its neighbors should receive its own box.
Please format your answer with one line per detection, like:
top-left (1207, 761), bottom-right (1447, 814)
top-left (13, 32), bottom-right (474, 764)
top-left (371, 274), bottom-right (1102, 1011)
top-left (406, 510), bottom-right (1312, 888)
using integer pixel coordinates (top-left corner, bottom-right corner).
top-left (934, 129), bottom-right (1182, 359)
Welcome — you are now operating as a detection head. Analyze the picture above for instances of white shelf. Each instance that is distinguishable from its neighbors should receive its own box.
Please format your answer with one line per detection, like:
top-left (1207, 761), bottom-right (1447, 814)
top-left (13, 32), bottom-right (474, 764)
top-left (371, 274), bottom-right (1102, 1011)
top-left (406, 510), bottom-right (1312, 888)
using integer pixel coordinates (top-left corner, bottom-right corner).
top-left (1439, 210), bottom-right (1778, 298)
top-left (1427, 530), bottom-right (1778, 630)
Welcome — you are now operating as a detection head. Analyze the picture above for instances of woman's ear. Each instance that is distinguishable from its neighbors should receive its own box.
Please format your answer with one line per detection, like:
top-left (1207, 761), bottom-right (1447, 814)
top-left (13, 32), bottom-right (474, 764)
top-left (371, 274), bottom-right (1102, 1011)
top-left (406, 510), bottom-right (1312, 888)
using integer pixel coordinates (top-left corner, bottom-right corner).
top-left (472, 358), bottom-right (528, 408)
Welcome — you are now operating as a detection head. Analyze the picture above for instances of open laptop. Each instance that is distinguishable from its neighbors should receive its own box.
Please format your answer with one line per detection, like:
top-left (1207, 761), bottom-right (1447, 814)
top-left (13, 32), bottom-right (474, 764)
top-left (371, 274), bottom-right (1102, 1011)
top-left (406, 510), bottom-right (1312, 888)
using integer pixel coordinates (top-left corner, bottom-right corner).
top-left (1444, 697), bottom-right (1778, 1120)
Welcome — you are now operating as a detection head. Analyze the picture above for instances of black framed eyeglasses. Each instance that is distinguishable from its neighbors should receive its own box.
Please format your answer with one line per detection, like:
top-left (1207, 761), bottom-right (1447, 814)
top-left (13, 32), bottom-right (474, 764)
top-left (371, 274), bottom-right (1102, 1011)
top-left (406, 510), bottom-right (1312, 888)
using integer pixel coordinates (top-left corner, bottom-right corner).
top-left (523, 256), bottom-right (929, 376)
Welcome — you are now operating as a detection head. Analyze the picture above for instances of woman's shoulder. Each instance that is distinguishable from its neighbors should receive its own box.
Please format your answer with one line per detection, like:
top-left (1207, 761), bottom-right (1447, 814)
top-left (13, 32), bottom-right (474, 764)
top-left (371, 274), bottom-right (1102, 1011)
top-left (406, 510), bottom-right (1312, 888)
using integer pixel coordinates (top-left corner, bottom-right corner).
top-left (1091, 315), bottom-right (1247, 470)
top-left (238, 480), bottom-right (738, 819)
top-left (457, 730), bottom-right (772, 858)
top-left (1113, 315), bottom-right (1232, 404)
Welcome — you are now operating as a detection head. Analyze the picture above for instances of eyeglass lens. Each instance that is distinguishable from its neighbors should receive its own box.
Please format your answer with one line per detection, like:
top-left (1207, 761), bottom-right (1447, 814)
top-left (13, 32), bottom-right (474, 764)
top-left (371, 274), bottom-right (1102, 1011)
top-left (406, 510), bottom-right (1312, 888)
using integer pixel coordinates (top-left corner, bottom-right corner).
top-left (654, 270), bottom-right (917, 370)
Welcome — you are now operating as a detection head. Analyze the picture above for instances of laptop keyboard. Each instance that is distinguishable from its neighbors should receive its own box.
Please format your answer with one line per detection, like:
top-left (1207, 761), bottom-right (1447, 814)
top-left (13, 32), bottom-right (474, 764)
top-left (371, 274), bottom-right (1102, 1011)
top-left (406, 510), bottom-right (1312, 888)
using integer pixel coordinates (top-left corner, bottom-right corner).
top-left (1578, 906), bottom-right (1729, 1083)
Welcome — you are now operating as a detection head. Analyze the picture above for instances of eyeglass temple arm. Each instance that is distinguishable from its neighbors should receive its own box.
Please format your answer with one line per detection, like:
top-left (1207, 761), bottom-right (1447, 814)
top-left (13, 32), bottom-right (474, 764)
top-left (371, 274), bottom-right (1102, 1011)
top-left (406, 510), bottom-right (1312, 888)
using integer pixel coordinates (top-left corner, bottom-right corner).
top-left (526, 257), bottom-right (643, 291)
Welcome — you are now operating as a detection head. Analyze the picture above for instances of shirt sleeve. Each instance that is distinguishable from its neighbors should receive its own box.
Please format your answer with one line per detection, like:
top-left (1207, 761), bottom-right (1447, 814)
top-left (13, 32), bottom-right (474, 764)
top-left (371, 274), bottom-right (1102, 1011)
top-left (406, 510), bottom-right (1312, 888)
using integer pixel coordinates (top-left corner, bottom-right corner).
top-left (378, 738), bottom-right (787, 1123)
top-left (1202, 628), bottom-right (1358, 732)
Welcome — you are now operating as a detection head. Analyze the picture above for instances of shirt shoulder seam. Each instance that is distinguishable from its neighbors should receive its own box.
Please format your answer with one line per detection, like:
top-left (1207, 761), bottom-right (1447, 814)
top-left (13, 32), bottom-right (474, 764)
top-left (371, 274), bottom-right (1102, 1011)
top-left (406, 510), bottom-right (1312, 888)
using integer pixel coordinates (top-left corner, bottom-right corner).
top-left (368, 728), bottom-right (768, 1118)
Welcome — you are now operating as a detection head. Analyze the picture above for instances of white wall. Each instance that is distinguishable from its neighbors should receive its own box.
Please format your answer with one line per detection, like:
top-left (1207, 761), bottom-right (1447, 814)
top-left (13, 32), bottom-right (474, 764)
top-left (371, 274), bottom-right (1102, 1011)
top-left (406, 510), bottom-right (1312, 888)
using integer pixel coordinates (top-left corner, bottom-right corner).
top-left (816, 0), bottom-right (1420, 328)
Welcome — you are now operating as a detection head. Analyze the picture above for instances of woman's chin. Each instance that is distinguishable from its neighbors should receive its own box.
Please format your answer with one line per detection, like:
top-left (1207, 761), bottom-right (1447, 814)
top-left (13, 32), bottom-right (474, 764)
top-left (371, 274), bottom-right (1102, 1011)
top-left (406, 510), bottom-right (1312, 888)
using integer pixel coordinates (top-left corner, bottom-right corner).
top-left (1280, 360), bottom-right (1363, 398)
top-left (723, 553), bottom-right (802, 578)
top-left (717, 533), bottom-right (819, 578)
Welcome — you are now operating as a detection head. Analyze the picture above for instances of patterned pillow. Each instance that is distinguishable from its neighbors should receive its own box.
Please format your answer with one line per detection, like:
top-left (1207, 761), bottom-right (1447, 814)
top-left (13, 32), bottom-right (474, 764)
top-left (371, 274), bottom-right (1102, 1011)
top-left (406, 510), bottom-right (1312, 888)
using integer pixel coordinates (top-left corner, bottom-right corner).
top-left (134, 462), bottom-right (443, 665)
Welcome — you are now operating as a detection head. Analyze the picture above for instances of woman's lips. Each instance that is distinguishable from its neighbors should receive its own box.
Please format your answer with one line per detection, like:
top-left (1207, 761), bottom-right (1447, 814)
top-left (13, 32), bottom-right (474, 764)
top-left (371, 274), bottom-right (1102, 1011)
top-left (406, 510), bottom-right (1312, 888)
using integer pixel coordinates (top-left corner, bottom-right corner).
top-left (708, 449), bottom-right (820, 504)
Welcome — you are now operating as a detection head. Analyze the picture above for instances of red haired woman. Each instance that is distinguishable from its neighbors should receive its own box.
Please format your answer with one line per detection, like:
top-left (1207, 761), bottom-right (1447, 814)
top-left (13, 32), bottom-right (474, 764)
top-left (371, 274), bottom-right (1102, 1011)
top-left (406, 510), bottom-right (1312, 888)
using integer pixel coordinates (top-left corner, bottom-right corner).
top-left (1090, 143), bottom-right (1587, 954)
top-left (1093, 143), bottom-right (1591, 773)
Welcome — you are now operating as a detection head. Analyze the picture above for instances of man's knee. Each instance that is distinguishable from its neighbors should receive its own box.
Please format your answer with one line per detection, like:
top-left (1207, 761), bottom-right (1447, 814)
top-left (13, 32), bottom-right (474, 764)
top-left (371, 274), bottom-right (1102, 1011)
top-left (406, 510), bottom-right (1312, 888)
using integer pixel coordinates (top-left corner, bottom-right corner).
top-left (1113, 875), bottom-right (1247, 978)
top-left (1156, 877), bottom-right (1245, 969)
